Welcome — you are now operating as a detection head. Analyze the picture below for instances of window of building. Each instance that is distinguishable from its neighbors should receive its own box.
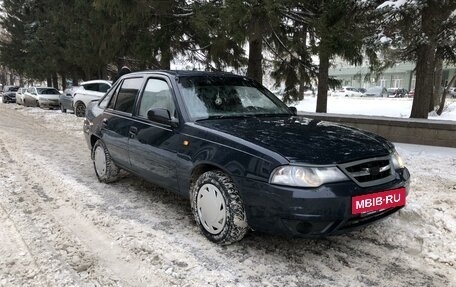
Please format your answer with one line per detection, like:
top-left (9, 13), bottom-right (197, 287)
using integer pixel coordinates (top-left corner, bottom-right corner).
top-left (392, 76), bottom-right (402, 88)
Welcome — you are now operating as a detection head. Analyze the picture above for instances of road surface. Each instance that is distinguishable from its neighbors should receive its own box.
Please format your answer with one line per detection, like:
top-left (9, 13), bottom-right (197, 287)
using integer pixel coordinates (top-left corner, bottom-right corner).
top-left (0, 102), bottom-right (455, 287)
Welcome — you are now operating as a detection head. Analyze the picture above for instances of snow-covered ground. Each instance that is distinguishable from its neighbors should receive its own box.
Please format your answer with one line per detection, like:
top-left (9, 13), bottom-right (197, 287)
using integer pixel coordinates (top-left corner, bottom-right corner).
top-left (0, 102), bottom-right (455, 286)
top-left (293, 96), bottom-right (456, 121)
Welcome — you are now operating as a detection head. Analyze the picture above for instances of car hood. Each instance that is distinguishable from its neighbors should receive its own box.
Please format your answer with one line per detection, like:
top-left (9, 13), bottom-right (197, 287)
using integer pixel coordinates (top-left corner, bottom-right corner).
top-left (195, 116), bottom-right (392, 165)
top-left (38, 94), bottom-right (60, 100)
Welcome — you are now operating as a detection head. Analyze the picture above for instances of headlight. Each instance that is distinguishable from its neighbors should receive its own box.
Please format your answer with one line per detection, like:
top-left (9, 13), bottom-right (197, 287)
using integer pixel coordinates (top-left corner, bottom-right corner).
top-left (391, 151), bottom-right (405, 169)
top-left (270, 166), bottom-right (349, 187)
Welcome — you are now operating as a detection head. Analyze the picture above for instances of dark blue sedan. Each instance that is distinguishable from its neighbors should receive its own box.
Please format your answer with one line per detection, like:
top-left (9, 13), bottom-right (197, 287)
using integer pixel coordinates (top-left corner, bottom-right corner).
top-left (83, 71), bottom-right (410, 245)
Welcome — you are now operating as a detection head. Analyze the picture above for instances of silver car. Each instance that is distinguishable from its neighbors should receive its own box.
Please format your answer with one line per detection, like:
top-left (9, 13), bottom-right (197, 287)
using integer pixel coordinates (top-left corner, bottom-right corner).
top-left (24, 87), bottom-right (61, 108)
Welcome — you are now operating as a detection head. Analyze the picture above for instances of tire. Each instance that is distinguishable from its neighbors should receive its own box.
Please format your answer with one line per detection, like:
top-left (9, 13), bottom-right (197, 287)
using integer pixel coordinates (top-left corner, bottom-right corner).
top-left (60, 104), bottom-right (67, 113)
top-left (191, 170), bottom-right (248, 245)
top-left (75, 102), bottom-right (86, 117)
top-left (91, 140), bottom-right (120, 183)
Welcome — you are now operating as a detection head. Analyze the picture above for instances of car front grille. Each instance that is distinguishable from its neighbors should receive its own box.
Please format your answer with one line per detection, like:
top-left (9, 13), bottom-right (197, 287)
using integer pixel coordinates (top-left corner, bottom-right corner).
top-left (339, 156), bottom-right (395, 187)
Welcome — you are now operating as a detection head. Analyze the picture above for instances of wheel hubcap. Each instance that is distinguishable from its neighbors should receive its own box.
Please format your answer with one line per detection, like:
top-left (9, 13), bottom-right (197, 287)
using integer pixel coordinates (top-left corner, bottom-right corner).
top-left (77, 104), bottom-right (84, 116)
top-left (197, 184), bottom-right (226, 235)
top-left (94, 146), bottom-right (107, 177)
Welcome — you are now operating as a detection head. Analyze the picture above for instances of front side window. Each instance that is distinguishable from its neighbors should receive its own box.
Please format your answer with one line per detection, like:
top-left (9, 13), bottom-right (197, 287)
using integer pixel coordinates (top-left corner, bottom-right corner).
top-left (113, 77), bottom-right (143, 113)
top-left (177, 76), bottom-right (291, 121)
top-left (138, 79), bottom-right (175, 119)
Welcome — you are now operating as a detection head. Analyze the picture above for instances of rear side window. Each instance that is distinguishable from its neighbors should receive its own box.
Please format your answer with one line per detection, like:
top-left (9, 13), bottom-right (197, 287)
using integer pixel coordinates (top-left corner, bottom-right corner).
top-left (99, 84), bottom-right (110, 93)
top-left (113, 78), bottom-right (143, 113)
top-left (99, 85), bottom-right (118, 109)
top-left (83, 83), bottom-right (98, 91)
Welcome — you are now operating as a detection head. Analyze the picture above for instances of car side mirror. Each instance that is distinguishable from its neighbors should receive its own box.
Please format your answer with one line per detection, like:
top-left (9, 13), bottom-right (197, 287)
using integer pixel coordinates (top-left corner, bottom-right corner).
top-left (289, 106), bottom-right (297, 116)
top-left (147, 108), bottom-right (177, 127)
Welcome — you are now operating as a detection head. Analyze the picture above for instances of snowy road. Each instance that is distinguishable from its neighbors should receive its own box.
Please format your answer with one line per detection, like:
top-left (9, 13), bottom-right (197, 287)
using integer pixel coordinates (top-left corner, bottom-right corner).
top-left (0, 103), bottom-right (455, 287)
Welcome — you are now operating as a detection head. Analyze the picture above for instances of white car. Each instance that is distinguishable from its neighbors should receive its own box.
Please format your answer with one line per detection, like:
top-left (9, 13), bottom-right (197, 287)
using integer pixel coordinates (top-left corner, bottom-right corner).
top-left (24, 87), bottom-right (61, 108)
top-left (73, 80), bottom-right (112, 117)
top-left (331, 87), bottom-right (364, 97)
top-left (15, 88), bottom-right (27, 105)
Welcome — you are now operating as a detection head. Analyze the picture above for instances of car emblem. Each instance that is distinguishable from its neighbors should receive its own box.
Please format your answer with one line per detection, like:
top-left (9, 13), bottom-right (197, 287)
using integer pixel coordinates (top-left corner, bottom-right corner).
top-left (215, 95), bottom-right (222, 106)
top-left (360, 166), bottom-right (380, 176)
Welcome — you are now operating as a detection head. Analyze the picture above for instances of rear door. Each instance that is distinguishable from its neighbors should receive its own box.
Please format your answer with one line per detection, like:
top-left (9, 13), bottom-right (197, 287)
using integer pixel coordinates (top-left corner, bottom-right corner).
top-left (101, 77), bottom-right (144, 168)
top-left (128, 76), bottom-right (180, 191)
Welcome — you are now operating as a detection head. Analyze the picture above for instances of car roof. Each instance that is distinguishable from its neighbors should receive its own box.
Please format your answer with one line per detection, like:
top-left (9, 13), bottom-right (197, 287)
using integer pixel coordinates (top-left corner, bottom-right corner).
top-left (81, 80), bottom-right (112, 85)
top-left (125, 70), bottom-right (244, 79)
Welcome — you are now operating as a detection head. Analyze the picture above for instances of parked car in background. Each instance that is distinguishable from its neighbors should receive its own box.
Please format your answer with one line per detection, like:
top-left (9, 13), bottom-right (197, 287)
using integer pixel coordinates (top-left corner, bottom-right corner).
top-left (1, 85), bottom-right (19, 103)
top-left (332, 86), bottom-right (364, 97)
top-left (448, 87), bottom-right (456, 98)
top-left (407, 89), bottom-right (415, 97)
top-left (59, 85), bottom-right (80, 113)
top-left (24, 87), bottom-right (61, 108)
top-left (15, 88), bottom-right (27, 105)
top-left (364, 86), bottom-right (387, 97)
top-left (387, 88), bottom-right (408, 98)
top-left (84, 70), bottom-right (410, 244)
top-left (73, 80), bottom-right (112, 117)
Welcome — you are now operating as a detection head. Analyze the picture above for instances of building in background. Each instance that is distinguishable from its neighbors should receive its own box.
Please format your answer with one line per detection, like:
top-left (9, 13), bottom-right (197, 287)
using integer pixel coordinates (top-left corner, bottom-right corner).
top-left (329, 60), bottom-right (456, 90)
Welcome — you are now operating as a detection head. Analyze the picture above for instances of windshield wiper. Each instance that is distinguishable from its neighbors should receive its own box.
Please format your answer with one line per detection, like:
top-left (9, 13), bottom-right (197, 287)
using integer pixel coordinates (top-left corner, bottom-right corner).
top-left (195, 114), bottom-right (258, 122)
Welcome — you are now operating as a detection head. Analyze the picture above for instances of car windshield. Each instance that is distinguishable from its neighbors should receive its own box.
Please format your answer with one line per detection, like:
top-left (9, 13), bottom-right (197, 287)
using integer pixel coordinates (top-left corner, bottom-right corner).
top-left (177, 76), bottom-right (291, 121)
top-left (37, 88), bottom-right (59, 95)
top-left (366, 87), bottom-right (382, 93)
top-left (387, 88), bottom-right (398, 93)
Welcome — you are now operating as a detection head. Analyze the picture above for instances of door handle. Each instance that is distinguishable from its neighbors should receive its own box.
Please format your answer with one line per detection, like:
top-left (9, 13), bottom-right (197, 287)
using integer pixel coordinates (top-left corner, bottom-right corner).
top-left (129, 126), bottom-right (138, 138)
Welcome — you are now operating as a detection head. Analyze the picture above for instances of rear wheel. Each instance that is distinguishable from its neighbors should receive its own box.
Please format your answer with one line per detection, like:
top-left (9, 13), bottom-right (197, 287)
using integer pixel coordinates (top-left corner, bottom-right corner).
top-left (75, 102), bottom-right (86, 117)
top-left (92, 140), bottom-right (120, 183)
top-left (191, 170), bottom-right (248, 245)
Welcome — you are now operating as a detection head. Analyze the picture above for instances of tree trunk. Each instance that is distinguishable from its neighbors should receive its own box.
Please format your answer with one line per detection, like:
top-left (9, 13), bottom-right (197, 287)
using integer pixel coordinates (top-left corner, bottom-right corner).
top-left (437, 74), bottom-right (456, 115)
top-left (60, 74), bottom-right (66, 91)
top-left (246, 8), bottom-right (263, 84)
top-left (71, 71), bottom-right (78, 86)
top-left (52, 73), bottom-right (59, 89)
top-left (410, 4), bottom-right (437, 119)
top-left (316, 47), bottom-right (330, 113)
top-left (47, 77), bottom-right (52, 87)
top-left (430, 57), bottom-right (443, 112)
top-left (247, 38), bottom-right (263, 84)
top-left (159, 40), bottom-right (172, 70)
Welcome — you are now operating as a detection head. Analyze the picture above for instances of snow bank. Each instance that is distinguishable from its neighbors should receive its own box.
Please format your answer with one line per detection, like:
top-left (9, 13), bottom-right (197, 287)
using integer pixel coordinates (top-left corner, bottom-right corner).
top-left (293, 97), bottom-right (456, 121)
top-left (377, 0), bottom-right (409, 9)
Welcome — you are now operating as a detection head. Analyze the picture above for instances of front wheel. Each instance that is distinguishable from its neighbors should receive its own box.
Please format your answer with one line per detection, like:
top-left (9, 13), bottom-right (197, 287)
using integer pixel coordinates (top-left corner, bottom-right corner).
top-left (92, 140), bottom-right (120, 183)
top-left (191, 170), bottom-right (249, 245)
top-left (75, 102), bottom-right (86, 117)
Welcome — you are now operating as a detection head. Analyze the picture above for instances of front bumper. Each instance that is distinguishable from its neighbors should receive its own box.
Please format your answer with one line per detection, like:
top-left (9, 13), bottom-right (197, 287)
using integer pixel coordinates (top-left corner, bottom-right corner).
top-left (234, 168), bottom-right (410, 237)
top-left (3, 95), bottom-right (16, 102)
top-left (38, 99), bottom-right (60, 108)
